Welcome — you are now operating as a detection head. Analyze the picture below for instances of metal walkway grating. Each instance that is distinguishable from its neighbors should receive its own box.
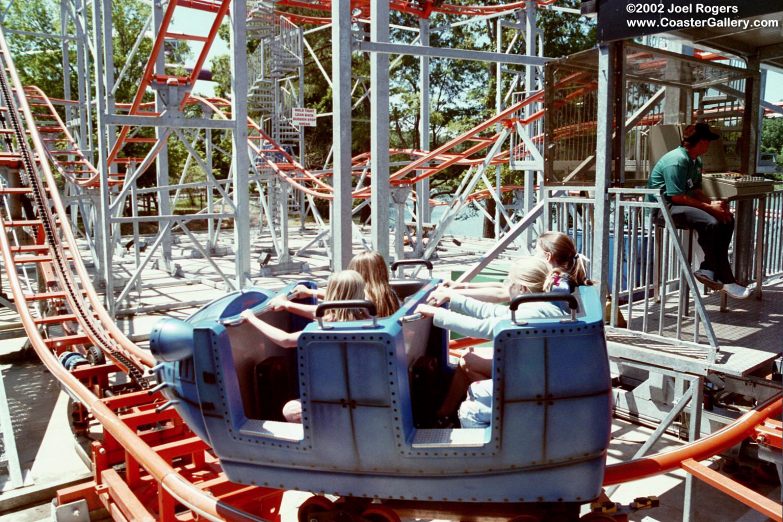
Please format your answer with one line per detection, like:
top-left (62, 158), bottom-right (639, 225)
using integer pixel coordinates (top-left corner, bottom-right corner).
top-left (607, 278), bottom-right (783, 377)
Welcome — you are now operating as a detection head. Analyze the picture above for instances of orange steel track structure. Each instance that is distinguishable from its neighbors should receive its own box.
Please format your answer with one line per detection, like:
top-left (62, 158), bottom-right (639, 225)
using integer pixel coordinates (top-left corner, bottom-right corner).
top-left (194, 95), bottom-right (522, 200)
top-left (105, 0), bottom-right (231, 169)
top-left (23, 85), bottom-right (108, 188)
top-left (189, 71), bottom-right (593, 205)
top-left (606, 397), bottom-right (783, 522)
top-left (21, 84), bottom-right (526, 207)
top-left (275, 0), bottom-right (560, 24)
top-left (0, 30), bottom-right (284, 521)
top-left (1, 21), bottom-right (781, 522)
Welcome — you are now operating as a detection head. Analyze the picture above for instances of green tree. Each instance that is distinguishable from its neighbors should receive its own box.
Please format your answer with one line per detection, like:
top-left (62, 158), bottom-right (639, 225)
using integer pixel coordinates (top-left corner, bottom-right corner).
top-left (4, 0), bottom-right (191, 103)
top-left (207, 3), bottom-right (596, 233)
top-left (762, 117), bottom-right (783, 154)
top-left (537, 0), bottom-right (597, 58)
top-left (5, 0), bottom-right (192, 186)
top-left (3, 0), bottom-right (66, 98)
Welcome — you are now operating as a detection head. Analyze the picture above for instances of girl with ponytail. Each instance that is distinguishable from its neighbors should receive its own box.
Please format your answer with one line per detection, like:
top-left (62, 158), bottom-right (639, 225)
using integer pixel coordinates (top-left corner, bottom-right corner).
top-left (438, 231), bottom-right (590, 304)
top-left (415, 256), bottom-right (566, 428)
top-left (534, 231), bottom-right (591, 291)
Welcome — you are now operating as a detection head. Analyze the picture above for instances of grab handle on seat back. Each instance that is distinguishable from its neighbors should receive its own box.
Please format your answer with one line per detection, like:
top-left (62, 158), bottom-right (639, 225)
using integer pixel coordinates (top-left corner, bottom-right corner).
top-left (316, 300), bottom-right (378, 329)
top-left (391, 259), bottom-right (433, 278)
top-left (509, 293), bottom-right (579, 324)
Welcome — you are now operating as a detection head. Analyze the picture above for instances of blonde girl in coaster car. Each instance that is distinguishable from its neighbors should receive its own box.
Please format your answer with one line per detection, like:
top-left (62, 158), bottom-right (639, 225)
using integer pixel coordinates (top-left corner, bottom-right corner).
top-left (348, 250), bottom-right (400, 317)
top-left (240, 270), bottom-right (369, 422)
top-left (414, 256), bottom-right (566, 427)
top-left (439, 231), bottom-right (591, 305)
top-left (274, 250), bottom-right (400, 319)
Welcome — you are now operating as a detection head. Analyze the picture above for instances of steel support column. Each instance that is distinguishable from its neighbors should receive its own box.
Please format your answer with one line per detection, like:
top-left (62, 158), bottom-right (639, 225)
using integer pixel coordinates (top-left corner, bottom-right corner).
top-left (495, 18), bottom-right (503, 240)
top-left (231, 0), bottom-right (251, 287)
top-left (683, 376), bottom-right (704, 522)
top-left (757, 67), bottom-right (768, 171)
top-left (662, 42), bottom-right (692, 126)
top-left (416, 18), bottom-right (431, 256)
top-left (206, 122), bottom-right (215, 249)
top-left (72, 0), bottom-right (93, 158)
top-left (741, 57), bottom-right (761, 178)
top-left (91, 0), bottom-right (114, 312)
top-left (735, 57), bottom-right (762, 287)
top-left (153, 0), bottom-right (172, 272)
top-left (60, 0), bottom-right (72, 128)
top-left (593, 42), bottom-right (623, 303)
top-left (370, 0), bottom-right (390, 260)
top-left (331, 0), bottom-right (353, 270)
top-left (61, 0), bottom-right (78, 232)
top-left (523, 1), bottom-right (537, 248)
top-left (299, 28), bottom-right (307, 232)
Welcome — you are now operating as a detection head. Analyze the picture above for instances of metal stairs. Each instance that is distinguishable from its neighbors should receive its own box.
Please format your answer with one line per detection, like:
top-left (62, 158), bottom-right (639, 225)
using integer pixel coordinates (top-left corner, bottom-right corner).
top-left (246, 1), bottom-right (302, 158)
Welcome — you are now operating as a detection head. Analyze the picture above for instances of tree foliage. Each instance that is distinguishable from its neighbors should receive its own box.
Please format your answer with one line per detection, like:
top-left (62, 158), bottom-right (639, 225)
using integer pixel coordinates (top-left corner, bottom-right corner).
top-left (4, 0), bottom-right (197, 190)
top-left (8, 1), bottom-right (595, 231)
top-left (762, 117), bottom-right (783, 154)
top-left (4, 0), bottom-right (68, 98)
top-left (3, 0), bottom-right (190, 103)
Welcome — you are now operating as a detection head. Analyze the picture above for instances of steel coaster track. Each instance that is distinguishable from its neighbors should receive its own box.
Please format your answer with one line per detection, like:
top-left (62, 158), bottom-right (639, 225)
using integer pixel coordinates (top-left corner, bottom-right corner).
top-left (23, 85), bottom-right (105, 188)
top-left (274, 0), bottom-right (561, 24)
top-left (0, 21), bottom-right (780, 522)
top-left (0, 28), bottom-right (283, 521)
top-left (194, 90), bottom-right (547, 201)
top-left (0, 62), bottom-right (148, 386)
top-left (195, 72), bottom-right (594, 203)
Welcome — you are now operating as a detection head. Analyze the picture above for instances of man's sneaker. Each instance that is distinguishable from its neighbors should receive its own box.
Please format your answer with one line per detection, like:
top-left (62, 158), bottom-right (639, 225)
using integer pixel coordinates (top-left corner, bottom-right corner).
top-left (694, 269), bottom-right (723, 290)
top-left (722, 283), bottom-right (752, 300)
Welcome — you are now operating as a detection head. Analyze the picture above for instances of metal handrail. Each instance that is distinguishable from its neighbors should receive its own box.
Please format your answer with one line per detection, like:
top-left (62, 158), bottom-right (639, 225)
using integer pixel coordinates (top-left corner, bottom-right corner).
top-left (608, 188), bottom-right (720, 358)
top-left (457, 186), bottom-right (722, 354)
top-left (763, 188), bottom-right (783, 279)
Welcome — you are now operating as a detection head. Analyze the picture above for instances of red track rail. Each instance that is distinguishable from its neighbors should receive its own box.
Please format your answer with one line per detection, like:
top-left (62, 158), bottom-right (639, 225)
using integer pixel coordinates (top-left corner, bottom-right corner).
top-left (106, 0), bottom-right (231, 168)
top-left (276, 0), bottom-right (559, 22)
top-left (605, 397), bottom-right (783, 521)
top-left (23, 85), bottom-right (106, 188)
top-left (194, 71), bottom-right (577, 200)
top-left (1, 17), bottom-right (780, 522)
top-left (0, 28), bottom-right (283, 521)
top-left (604, 397), bottom-right (783, 486)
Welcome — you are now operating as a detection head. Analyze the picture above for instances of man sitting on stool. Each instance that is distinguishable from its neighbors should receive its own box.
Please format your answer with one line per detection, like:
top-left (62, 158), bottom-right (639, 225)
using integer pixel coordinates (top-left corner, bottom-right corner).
top-left (647, 122), bottom-right (751, 300)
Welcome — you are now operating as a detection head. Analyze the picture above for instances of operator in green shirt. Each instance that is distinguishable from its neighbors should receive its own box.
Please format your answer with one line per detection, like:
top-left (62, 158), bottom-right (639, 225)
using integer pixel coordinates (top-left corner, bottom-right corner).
top-left (647, 122), bottom-right (751, 300)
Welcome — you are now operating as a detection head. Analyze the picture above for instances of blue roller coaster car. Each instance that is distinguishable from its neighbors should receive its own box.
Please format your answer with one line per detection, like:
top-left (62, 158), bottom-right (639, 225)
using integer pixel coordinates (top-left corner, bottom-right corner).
top-left (149, 277), bottom-right (611, 513)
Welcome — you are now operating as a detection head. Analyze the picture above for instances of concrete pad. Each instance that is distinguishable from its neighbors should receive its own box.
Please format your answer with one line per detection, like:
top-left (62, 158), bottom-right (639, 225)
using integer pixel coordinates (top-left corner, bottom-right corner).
top-left (0, 501), bottom-right (52, 521)
top-left (0, 335), bottom-right (90, 513)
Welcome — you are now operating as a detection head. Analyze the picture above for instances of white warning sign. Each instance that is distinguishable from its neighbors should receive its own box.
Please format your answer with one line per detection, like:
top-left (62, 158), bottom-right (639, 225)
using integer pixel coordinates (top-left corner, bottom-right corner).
top-left (291, 107), bottom-right (317, 127)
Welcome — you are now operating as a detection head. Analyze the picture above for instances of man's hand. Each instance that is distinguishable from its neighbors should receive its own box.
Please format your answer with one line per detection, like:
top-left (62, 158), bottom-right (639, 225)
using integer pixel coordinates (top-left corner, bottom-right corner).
top-left (239, 309), bottom-right (256, 322)
top-left (708, 200), bottom-right (732, 223)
